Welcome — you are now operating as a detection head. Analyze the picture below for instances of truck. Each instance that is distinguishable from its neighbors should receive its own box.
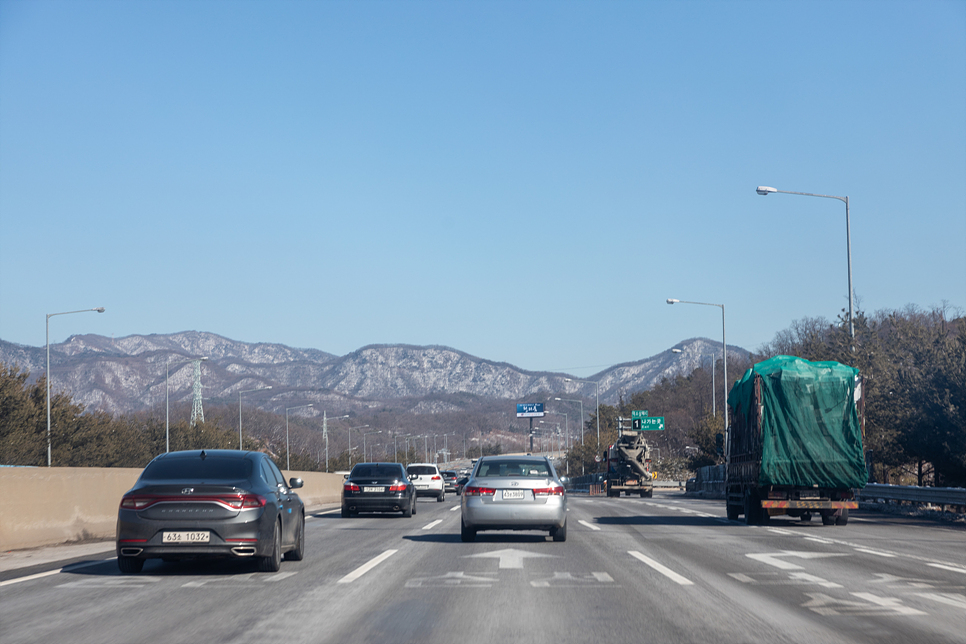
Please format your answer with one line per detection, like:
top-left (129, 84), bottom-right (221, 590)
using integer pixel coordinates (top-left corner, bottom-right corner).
top-left (726, 355), bottom-right (868, 526)
top-left (603, 426), bottom-right (654, 498)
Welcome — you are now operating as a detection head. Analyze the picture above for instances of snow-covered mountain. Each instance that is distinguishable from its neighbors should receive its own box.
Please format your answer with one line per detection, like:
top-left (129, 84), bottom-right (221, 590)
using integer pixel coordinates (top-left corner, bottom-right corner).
top-left (0, 331), bottom-right (746, 416)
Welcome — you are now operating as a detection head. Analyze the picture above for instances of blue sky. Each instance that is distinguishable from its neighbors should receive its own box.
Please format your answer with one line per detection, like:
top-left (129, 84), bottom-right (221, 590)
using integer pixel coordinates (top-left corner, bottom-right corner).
top-left (1, 0), bottom-right (964, 377)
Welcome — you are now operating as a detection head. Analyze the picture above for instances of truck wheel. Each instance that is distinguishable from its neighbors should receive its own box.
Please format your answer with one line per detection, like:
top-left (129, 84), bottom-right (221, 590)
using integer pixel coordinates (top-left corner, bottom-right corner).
top-left (640, 491), bottom-right (646, 498)
top-left (726, 503), bottom-right (740, 521)
top-left (744, 493), bottom-right (762, 525)
top-left (835, 508), bottom-right (849, 526)
top-left (800, 512), bottom-right (812, 522)
top-left (821, 512), bottom-right (835, 525)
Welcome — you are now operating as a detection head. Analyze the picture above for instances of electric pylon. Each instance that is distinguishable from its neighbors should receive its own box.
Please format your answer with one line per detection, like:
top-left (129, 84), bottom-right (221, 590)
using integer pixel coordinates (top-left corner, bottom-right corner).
top-left (190, 360), bottom-right (205, 425)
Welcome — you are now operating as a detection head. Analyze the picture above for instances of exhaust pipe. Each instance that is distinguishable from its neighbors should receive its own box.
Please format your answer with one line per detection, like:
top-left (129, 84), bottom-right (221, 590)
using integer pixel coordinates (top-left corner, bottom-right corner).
top-left (231, 547), bottom-right (256, 557)
top-left (120, 548), bottom-right (143, 556)
top-left (393, 505), bottom-right (400, 511)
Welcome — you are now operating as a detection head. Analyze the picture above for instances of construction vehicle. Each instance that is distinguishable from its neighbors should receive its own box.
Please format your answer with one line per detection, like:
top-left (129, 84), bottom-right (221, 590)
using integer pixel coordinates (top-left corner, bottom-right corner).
top-left (726, 355), bottom-right (868, 525)
top-left (603, 422), bottom-right (654, 498)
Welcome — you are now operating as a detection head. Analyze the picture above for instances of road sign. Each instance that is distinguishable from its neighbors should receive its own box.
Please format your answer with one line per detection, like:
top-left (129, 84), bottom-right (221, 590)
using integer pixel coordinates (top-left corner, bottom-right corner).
top-left (516, 403), bottom-right (545, 418)
top-left (631, 410), bottom-right (648, 419)
top-left (637, 416), bottom-right (664, 431)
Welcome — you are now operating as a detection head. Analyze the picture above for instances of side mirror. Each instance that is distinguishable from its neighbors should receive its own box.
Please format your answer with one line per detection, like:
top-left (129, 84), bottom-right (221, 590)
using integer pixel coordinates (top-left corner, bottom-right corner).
top-left (289, 477), bottom-right (304, 489)
top-left (343, 474), bottom-right (349, 480)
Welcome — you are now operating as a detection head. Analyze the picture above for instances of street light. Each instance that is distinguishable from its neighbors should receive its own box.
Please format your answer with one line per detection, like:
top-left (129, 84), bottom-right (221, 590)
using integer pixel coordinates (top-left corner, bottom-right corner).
top-left (564, 377), bottom-right (600, 460)
top-left (46, 307), bottom-right (105, 467)
top-left (238, 386), bottom-right (273, 450)
top-left (666, 298), bottom-right (728, 458)
top-left (166, 355), bottom-right (208, 453)
top-left (554, 397), bottom-right (584, 444)
top-left (285, 404), bottom-right (313, 470)
top-left (363, 430), bottom-right (382, 463)
top-left (347, 425), bottom-right (369, 467)
top-left (756, 185), bottom-right (854, 341)
top-left (321, 412), bottom-right (350, 472)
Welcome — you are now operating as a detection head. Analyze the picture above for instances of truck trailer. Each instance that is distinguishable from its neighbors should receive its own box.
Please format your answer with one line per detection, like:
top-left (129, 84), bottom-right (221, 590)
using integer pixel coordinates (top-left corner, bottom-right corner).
top-left (726, 355), bottom-right (867, 525)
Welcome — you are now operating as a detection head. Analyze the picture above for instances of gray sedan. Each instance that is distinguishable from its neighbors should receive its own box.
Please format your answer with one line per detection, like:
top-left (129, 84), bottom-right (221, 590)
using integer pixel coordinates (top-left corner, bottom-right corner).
top-left (459, 455), bottom-right (567, 542)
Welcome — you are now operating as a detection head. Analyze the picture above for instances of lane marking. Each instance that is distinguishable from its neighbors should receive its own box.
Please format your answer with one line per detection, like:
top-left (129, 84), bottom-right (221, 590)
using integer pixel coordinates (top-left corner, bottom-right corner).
top-left (628, 551), bottom-right (694, 586)
top-left (311, 508), bottom-right (343, 517)
top-left (916, 593), bottom-right (966, 610)
top-left (422, 520), bottom-right (443, 530)
top-left (0, 559), bottom-right (109, 588)
top-left (747, 551), bottom-right (848, 571)
top-left (465, 548), bottom-right (557, 570)
top-left (853, 547), bottom-right (896, 558)
top-left (337, 549), bottom-right (397, 584)
top-left (578, 520), bottom-right (601, 531)
top-left (929, 563), bottom-right (966, 575)
top-left (851, 592), bottom-right (928, 615)
top-left (450, 505), bottom-right (461, 512)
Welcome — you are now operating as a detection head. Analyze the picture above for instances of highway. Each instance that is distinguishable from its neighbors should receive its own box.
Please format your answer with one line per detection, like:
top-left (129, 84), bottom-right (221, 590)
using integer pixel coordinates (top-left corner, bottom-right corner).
top-left (1, 491), bottom-right (963, 644)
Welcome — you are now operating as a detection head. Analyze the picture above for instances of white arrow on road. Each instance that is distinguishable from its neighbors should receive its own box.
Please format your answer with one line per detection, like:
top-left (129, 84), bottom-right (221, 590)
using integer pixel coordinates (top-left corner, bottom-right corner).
top-left (464, 548), bottom-right (558, 569)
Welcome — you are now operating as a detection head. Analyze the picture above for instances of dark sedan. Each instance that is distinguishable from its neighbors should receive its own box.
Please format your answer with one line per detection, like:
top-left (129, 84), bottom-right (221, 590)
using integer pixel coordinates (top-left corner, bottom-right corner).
top-left (116, 449), bottom-right (305, 574)
top-left (342, 462), bottom-right (417, 517)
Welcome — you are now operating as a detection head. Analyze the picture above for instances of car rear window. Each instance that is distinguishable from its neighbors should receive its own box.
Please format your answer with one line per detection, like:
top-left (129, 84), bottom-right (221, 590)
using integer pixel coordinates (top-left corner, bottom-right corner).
top-left (407, 466), bottom-right (437, 476)
top-left (140, 456), bottom-right (253, 481)
top-left (477, 460), bottom-right (549, 477)
top-left (352, 464), bottom-right (405, 479)
top-left (441, 471), bottom-right (457, 478)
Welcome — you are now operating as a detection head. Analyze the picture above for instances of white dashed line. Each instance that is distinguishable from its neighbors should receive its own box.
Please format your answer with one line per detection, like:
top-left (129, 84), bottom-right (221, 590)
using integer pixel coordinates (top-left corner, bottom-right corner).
top-left (0, 559), bottom-right (108, 588)
top-left (628, 551), bottom-right (694, 586)
top-left (422, 520), bottom-right (443, 530)
top-left (578, 520), bottom-right (601, 531)
top-left (338, 550), bottom-right (397, 584)
top-left (929, 563), bottom-right (966, 574)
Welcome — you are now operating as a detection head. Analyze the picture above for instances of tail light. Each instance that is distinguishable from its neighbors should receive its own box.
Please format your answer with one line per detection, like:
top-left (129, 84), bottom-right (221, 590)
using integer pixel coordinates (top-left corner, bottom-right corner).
top-left (463, 486), bottom-right (496, 496)
top-left (431, 475), bottom-right (441, 481)
top-left (119, 494), bottom-right (265, 510)
top-left (344, 482), bottom-right (361, 492)
top-left (388, 483), bottom-right (408, 492)
top-left (533, 485), bottom-right (565, 496)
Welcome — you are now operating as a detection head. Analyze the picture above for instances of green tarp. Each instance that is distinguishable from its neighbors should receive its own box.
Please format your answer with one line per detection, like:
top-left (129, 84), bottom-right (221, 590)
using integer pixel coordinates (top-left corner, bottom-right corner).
top-left (728, 355), bottom-right (868, 489)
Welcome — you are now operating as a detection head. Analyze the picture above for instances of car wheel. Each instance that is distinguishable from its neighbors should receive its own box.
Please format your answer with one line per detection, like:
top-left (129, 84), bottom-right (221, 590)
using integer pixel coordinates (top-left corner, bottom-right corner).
top-left (403, 501), bottom-right (413, 517)
top-left (258, 520), bottom-right (282, 573)
top-left (117, 556), bottom-right (144, 574)
top-left (284, 513), bottom-right (305, 561)
top-left (551, 518), bottom-right (568, 542)
top-left (460, 517), bottom-right (476, 542)
top-left (411, 496), bottom-right (417, 515)
top-left (437, 490), bottom-right (445, 502)
top-left (341, 505), bottom-right (351, 518)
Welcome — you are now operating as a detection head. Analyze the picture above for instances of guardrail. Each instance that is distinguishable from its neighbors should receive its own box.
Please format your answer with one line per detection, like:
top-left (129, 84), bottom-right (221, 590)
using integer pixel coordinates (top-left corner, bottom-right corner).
top-left (857, 483), bottom-right (966, 509)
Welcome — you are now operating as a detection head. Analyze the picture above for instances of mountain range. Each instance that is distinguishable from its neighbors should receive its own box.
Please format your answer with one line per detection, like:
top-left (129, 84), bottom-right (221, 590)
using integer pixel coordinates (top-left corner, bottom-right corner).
top-left (0, 332), bottom-right (748, 417)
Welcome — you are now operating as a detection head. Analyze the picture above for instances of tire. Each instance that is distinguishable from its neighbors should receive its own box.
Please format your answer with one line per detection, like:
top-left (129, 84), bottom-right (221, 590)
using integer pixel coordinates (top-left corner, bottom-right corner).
top-left (835, 508), bottom-right (849, 526)
top-left (284, 513), bottom-right (305, 561)
top-left (744, 492), bottom-right (762, 525)
top-left (460, 517), bottom-right (476, 542)
top-left (800, 512), bottom-right (812, 523)
top-left (640, 491), bottom-right (646, 498)
top-left (411, 496), bottom-right (417, 515)
top-left (403, 501), bottom-right (412, 517)
top-left (726, 503), bottom-right (740, 521)
top-left (258, 521), bottom-right (282, 573)
top-left (437, 490), bottom-right (445, 502)
top-left (341, 505), bottom-right (351, 518)
top-left (551, 518), bottom-right (567, 542)
top-left (821, 512), bottom-right (835, 525)
top-left (117, 556), bottom-right (144, 574)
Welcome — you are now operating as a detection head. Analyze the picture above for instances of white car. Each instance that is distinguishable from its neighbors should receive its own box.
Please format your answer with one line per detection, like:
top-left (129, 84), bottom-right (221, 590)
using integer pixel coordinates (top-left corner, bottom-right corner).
top-left (407, 463), bottom-right (445, 501)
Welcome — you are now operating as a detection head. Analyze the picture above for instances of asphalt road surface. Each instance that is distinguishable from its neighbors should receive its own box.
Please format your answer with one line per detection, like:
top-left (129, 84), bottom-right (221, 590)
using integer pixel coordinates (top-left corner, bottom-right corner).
top-left (2, 491), bottom-right (963, 644)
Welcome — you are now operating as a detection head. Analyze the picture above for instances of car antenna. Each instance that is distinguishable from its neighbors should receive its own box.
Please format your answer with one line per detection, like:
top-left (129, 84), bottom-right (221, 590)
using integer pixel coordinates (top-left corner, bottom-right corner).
top-left (200, 450), bottom-right (207, 460)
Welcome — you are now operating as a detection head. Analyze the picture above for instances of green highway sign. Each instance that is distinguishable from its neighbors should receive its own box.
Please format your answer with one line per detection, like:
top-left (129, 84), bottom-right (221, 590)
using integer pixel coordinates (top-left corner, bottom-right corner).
top-left (635, 416), bottom-right (664, 431)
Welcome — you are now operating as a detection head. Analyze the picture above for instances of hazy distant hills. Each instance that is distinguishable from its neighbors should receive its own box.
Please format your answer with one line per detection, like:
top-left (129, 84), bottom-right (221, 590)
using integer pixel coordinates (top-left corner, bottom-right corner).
top-left (0, 331), bottom-right (747, 416)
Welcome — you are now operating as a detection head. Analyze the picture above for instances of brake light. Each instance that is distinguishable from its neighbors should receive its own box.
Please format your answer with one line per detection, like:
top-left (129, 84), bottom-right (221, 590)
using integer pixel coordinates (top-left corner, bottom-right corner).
top-left (464, 486), bottom-right (496, 496)
top-left (120, 494), bottom-right (265, 510)
top-left (533, 485), bottom-right (565, 496)
top-left (388, 483), bottom-right (408, 492)
top-left (431, 475), bottom-right (441, 481)
top-left (344, 482), bottom-right (361, 492)
top-left (120, 496), bottom-right (154, 510)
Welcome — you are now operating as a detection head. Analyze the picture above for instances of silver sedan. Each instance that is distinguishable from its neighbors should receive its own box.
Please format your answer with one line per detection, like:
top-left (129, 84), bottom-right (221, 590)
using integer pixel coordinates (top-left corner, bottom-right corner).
top-left (459, 455), bottom-right (567, 542)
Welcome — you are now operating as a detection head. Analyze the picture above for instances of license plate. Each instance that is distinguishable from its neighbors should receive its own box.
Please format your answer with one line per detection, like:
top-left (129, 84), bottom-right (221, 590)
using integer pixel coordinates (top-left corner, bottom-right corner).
top-left (415, 484), bottom-right (428, 489)
top-left (363, 486), bottom-right (385, 493)
top-left (502, 490), bottom-right (525, 500)
top-left (163, 531), bottom-right (209, 544)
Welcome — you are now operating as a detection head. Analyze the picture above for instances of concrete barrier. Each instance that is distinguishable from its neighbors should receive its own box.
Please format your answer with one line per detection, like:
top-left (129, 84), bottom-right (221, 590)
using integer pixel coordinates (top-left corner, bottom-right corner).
top-left (0, 467), bottom-right (345, 552)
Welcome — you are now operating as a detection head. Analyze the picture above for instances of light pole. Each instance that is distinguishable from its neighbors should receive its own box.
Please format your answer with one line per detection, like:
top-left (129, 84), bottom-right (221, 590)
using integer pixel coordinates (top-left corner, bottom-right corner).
top-left (46, 307), bottom-right (105, 467)
top-left (166, 355), bottom-right (208, 453)
top-left (564, 378), bottom-right (600, 461)
top-left (238, 386), bottom-right (273, 450)
top-left (704, 353), bottom-right (717, 416)
top-left (285, 404), bottom-right (313, 470)
top-left (756, 185), bottom-right (854, 342)
top-left (554, 397), bottom-right (584, 444)
top-left (364, 430), bottom-right (382, 462)
top-left (321, 412), bottom-right (349, 472)
top-left (546, 411), bottom-right (568, 450)
top-left (347, 425), bottom-right (369, 468)
top-left (666, 298), bottom-right (728, 459)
